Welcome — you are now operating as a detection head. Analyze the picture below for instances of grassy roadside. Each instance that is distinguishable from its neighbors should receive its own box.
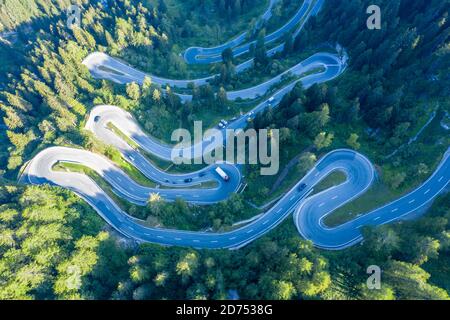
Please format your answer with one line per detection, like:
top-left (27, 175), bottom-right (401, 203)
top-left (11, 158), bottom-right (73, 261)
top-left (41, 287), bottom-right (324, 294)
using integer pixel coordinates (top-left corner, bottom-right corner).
top-left (243, 142), bottom-right (311, 206)
top-left (106, 122), bottom-right (209, 174)
top-left (311, 171), bottom-right (347, 196)
top-left (244, 154), bottom-right (347, 207)
top-left (53, 161), bottom-right (140, 212)
top-left (107, 123), bottom-right (206, 174)
top-left (323, 110), bottom-right (450, 227)
top-left (106, 123), bottom-right (171, 169)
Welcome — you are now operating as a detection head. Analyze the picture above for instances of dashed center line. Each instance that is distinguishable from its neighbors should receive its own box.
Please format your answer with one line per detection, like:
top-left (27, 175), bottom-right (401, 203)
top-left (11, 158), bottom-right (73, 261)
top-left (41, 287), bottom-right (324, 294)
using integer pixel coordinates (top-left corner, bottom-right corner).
top-left (262, 220), bottom-right (269, 225)
top-left (331, 195), bottom-right (338, 200)
top-left (246, 229), bottom-right (254, 234)
top-left (438, 176), bottom-right (444, 182)
top-left (424, 189), bottom-right (431, 195)
top-left (318, 202), bottom-right (325, 208)
top-left (408, 199), bottom-right (416, 204)
top-left (391, 208), bottom-right (398, 213)
top-left (373, 217), bottom-right (381, 221)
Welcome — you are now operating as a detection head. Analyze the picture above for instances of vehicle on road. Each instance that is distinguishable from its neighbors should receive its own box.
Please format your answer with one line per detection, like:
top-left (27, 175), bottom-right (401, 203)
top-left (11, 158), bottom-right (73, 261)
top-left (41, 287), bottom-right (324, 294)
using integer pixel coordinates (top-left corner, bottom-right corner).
top-left (297, 183), bottom-right (307, 192)
top-left (94, 116), bottom-right (101, 122)
top-left (247, 111), bottom-right (255, 122)
top-left (184, 178), bottom-right (193, 183)
top-left (268, 96), bottom-right (275, 103)
top-left (215, 166), bottom-right (230, 181)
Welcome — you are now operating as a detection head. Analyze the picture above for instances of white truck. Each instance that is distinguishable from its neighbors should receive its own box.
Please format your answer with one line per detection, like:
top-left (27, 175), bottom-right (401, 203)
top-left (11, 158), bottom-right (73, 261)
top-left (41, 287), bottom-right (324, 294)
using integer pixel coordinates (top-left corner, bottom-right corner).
top-left (215, 166), bottom-right (230, 181)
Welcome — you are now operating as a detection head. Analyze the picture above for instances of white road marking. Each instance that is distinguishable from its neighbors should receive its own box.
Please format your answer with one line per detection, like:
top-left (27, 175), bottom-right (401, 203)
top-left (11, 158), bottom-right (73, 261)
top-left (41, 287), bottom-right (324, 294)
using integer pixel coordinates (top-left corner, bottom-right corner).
top-left (424, 189), bottom-right (430, 195)
top-left (262, 220), bottom-right (269, 225)
top-left (408, 199), bottom-right (415, 204)
top-left (391, 208), bottom-right (398, 213)
top-left (356, 224), bottom-right (364, 229)
top-left (210, 240), bottom-right (218, 243)
top-left (438, 176), bottom-right (444, 182)
top-left (318, 202), bottom-right (325, 208)
top-left (246, 229), bottom-right (254, 234)
top-left (290, 196), bottom-right (296, 201)
top-left (331, 195), bottom-right (338, 200)
top-left (373, 217), bottom-right (381, 221)
top-left (193, 240), bottom-right (200, 243)
top-left (157, 236), bottom-right (164, 239)
top-left (174, 238), bottom-right (182, 241)
top-left (276, 208), bottom-right (282, 214)
top-left (229, 237), bottom-right (237, 240)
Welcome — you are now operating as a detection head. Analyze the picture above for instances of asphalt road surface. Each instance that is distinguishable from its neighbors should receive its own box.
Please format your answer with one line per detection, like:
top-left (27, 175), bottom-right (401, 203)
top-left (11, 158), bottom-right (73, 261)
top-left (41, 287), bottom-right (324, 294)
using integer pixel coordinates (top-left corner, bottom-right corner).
top-left (182, 0), bottom-right (323, 64)
top-left (82, 0), bottom-right (325, 91)
top-left (23, 140), bottom-right (450, 249)
top-left (22, 0), bottom-right (449, 250)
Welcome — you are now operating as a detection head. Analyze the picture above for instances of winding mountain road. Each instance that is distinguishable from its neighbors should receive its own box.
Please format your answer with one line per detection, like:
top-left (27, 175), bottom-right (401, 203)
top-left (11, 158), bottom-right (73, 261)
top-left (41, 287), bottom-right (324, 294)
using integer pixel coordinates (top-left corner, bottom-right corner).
top-left (82, 0), bottom-right (325, 92)
top-left (21, 0), bottom-right (450, 250)
top-left (183, 0), bottom-right (316, 64)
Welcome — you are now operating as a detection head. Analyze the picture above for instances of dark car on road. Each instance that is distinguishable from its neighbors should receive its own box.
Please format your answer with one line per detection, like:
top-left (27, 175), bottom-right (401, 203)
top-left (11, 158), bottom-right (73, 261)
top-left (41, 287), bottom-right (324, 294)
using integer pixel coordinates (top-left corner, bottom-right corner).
top-left (184, 178), bottom-right (193, 183)
top-left (297, 183), bottom-right (307, 192)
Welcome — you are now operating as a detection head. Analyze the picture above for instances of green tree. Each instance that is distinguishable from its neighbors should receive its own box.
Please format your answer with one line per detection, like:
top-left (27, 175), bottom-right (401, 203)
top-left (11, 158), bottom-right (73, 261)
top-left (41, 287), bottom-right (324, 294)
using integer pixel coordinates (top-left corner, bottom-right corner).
top-left (126, 82), bottom-right (141, 101)
top-left (314, 132), bottom-right (334, 150)
top-left (346, 133), bottom-right (361, 150)
top-left (297, 152), bottom-right (317, 174)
